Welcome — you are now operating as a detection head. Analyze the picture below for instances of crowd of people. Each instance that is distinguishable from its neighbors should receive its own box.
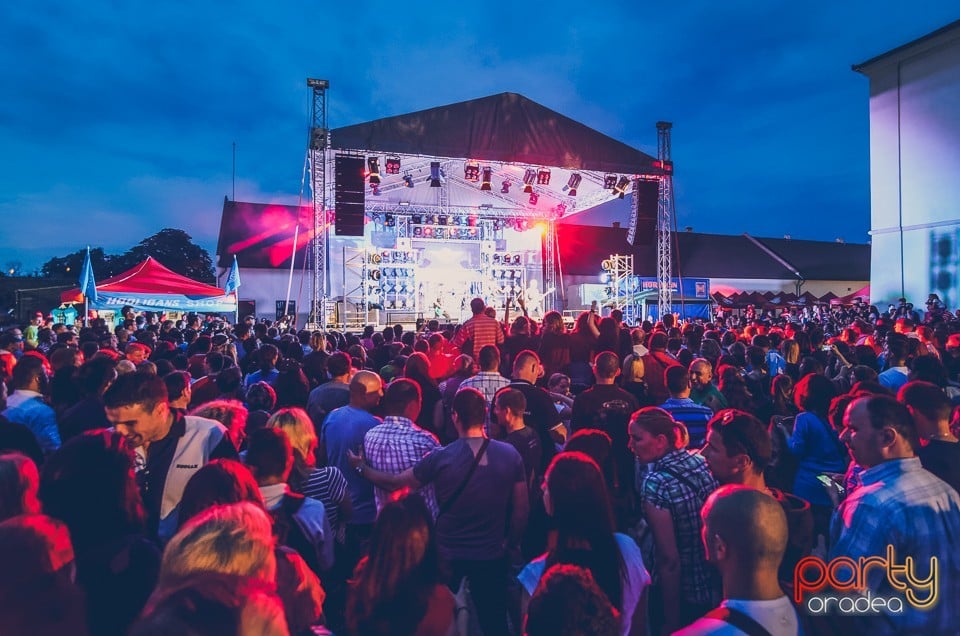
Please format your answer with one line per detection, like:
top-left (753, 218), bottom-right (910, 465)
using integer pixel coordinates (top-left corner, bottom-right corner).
top-left (0, 294), bottom-right (959, 635)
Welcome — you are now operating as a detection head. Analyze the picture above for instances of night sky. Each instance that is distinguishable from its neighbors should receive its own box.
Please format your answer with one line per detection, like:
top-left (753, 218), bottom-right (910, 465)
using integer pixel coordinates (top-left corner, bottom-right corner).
top-left (1, 3), bottom-right (957, 273)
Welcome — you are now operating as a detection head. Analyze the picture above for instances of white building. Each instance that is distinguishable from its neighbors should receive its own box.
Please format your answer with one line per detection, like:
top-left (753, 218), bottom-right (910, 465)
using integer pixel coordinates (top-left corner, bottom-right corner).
top-left (854, 20), bottom-right (960, 307)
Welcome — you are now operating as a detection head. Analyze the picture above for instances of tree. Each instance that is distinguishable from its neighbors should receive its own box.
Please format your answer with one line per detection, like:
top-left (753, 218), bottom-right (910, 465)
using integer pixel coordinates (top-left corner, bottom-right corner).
top-left (39, 230), bottom-right (215, 284)
top-left (120, 229), bottom-right (216, 283)
top-left (40, 248), bottom-right (110, 279)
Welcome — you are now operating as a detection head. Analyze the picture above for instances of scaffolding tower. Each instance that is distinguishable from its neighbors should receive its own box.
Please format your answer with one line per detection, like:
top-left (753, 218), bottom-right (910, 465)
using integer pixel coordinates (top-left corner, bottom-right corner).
top-left (602, 254), bottom-right (634, 315)
top-left (307, 78), bottom-right (329, 330)
top-left (656, 121), bottom-right (674, 320)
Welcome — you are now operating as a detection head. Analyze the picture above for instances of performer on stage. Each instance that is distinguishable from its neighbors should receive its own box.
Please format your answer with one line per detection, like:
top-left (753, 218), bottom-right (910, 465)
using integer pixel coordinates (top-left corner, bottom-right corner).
top-left (523, 279), bottom-right (545, 318)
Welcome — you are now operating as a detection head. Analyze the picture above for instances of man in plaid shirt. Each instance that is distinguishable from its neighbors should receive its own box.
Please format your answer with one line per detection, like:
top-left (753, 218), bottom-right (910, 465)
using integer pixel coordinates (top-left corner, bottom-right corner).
top-left (363, 378), bottom-right (440, 517)
top-left (830, 395), bottom-right (960, 634)
top-left (451, 297), bottom-right (504, 360)
top-left (458, 344), bottom-right (510, 406)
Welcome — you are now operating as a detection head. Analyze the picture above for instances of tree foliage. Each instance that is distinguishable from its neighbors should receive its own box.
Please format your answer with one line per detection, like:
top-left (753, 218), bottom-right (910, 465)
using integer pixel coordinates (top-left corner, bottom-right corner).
top-left (40, 230), bottom-right (215, 283)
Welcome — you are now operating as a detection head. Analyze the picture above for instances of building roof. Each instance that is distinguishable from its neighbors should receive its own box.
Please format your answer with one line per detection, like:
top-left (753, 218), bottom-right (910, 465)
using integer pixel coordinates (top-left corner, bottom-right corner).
top-left (555, 224), bottom-right (870, 281)
top-left (218, 200), bottom-right (870, 281)
top-left (331, 92), bottom-right (656, 174)
top-left (853, 19), bottom-right (960, 73)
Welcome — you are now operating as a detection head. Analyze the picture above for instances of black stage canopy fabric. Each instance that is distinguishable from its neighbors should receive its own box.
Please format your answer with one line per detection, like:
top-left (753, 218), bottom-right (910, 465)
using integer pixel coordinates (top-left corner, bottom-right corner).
top-left (331, 92), bottom-right (656, 174)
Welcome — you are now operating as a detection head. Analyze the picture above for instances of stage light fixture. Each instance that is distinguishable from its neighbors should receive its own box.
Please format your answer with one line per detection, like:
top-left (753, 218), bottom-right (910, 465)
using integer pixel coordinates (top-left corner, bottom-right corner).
top-left (529, 192), bottom-right (539, 206)
top-left (555, 203), bottom-right (567, 218)
top-left (501, 180), bottom-right (511, 194)
top-left (492, 219), bottom-right (501, 231)
top-left (430, 161), bottom-right (442, 187)
top-left (614, 176), bottom-right (631, 199)
top-left (425, 214), bottom-right (436, 225)
top-left (413, 226), bottom-right (423, 237)
top-left (522, 168), bottom-right (537, 193)
top-left (603, 174), bottom-right (618, 189)
top-left (480, 167), bottom-right (492, 191)
top-left (424, 226), bottom-right (434, 237)
top-left (601, 259), bottom-right (613, 271)
top-left (564, 173), bottom-right (582, 196)
top-left (367, 157), bottom-right (381, 185)
top-left (468, 215), bottom-right (477, 227)
top-left (384, 214), bottom-right (395, 227)
top-left (464, 162), bottom-right (481, 182)
top-left (385, 157), bottom-right (401, 174)
top-left (402, 175), bottom-right (414, 188)
top-left (438, 214), bottom-right (449, 225)
top-left (436, 227), bottom-right (446, 239)
top-left (371, 184), bottom-right (381, 196)
top-left (536, 168), bottom-right (551, 185)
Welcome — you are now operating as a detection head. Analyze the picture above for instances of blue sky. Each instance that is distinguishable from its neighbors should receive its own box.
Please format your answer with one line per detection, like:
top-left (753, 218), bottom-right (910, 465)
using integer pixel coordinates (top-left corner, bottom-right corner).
top-left (1, 2), bottom-right (957, 273)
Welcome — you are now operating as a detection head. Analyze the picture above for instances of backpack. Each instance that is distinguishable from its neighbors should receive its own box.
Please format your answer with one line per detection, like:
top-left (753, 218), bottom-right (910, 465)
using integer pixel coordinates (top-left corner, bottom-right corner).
top-left (270, 492), bottom-right (320, 574)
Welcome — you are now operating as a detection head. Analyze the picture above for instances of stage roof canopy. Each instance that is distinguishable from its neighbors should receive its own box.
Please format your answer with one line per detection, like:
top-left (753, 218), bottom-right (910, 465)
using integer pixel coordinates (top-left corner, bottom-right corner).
top-left (332, 92), bottom-right (656, 174)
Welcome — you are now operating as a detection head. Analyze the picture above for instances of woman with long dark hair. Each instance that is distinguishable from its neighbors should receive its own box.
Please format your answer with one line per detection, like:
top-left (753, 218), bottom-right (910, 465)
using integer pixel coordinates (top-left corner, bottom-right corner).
top-left (39, 430), bottom-right (159, 636)
top-left (346, 495), bottom-right (455, 636)
top-left (538, 311), bottom-right (572, 384)
top-left (518, 452), bottom-right (650, 635)
top-left (404, 352), bottom-right (444, 439)
top-left (568, 311), bottom-right (600, 391)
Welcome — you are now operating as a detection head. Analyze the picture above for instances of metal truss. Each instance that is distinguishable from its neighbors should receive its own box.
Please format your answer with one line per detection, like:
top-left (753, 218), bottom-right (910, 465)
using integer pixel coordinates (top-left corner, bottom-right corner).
top-left (656, 121), bottom-right (673, 320)
top-left (307, 78), bottom-right (329, 330)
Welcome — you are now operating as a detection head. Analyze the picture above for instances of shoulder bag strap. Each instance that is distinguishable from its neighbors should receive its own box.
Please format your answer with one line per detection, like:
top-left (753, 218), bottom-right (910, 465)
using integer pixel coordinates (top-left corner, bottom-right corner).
top-left (439, 438), bottom-right (491, 517)
top-left (703, 606), bottom-right (774, 636)
top-left (657, 464), bottom-right (702, 495)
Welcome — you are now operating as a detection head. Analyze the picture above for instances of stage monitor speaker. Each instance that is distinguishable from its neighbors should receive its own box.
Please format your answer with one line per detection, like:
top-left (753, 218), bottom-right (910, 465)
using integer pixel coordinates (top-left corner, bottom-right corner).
top-left (335, 155), bottom-right (366, 237)
top-left (627, 180), bottom-right (659, 246)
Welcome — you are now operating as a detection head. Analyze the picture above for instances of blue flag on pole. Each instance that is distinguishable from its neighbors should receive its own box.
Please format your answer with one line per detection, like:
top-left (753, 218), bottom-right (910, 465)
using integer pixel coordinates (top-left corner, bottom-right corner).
top-left (79, 246), bottom-right (98, 303)
top-left (224, 254), bottom-right (241, 295)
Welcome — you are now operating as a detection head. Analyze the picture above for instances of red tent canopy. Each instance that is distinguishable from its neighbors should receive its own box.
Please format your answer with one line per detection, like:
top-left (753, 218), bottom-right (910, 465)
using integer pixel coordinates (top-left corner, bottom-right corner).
top-left (61, 257), bottom-right (225, 304)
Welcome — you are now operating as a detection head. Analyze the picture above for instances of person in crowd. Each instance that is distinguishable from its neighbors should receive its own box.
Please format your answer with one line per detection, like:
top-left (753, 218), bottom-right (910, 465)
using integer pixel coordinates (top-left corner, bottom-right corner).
top-left (0, 513), bottom-right (88, 636)
top-left (501, 314), bottom-right (539, 379)
top-left (58, 356), bottom-right (117, 441)
top-left (163, 370), bottom-right (193, 411)
top-left (103, 371), bottom-right (238, 541)
top-left (3, 355), bottom-right (60, 454)
top-left (187, 350), bottom-right (227, 409)
top-left (518, 451), bottom-right (650, 636)
top-left (537, 311), bottom-right (572, 383)
top-left (659, 365), bottom-right (714, 449)
top-left (39, 430), bottom-right (161, 636)
top-left (621, 353), bottom-right (652, 408)
top-left (699, 410), bottom-right (813, 591)
top-left (781, 373), bottom-right (846, 542)
top-left (189, 399), bottom-right (249, 452)
top-left (675, 486), bottom-right (799, 636)
top-left (458, 344), bottom-right (510, 408)
top-left (345, 495), bottom-right (456, 636)
top-left (246, 428), bottom-right (335, 575)
top-left (507, 350), bottom-right (566, 472)
top-left (274, 358), bottom-right (311, 409)
top-left (244, 343), bottom-right (280, 389)
top-left (451, 297), bottom-right (505, 360)
top-left (688, 358), bottom-right (727, 413)
top-left (143, 502), bottom-right (287, 634)
top-left (0, 452), bottom-right (41, 522)
top-left (546, 372), bottom-right (575, 426)
top-left (898, 380), bottom-right (960, 492)
top-left (570, 351), bottom-right (639, 434)
top-left (177, 459), bottom-right (328, 636)
top-left (267, 408), bottom-right (350, 543)
top-left (246, 380), bottom-right (278, 433)
top-left (363, 378), bottom-right (440, 517)
top-left (403, 352), bottom-right (445, 440)
top-left (641, 332), bottom-right (681, 405)
top-left (349, 388), bottom-right (528, 636)
top-left (717, 364), bottom-right (753, 412)
top-left (567, 310), bottom-right (600, 392)
top-left (627, 407), bottom-right (718, 633)
top-left (524, 564), bottom-right (621, 636)
top-left (877, 333), bottom-right (910, 392)
top-left (306, 351), bottom-right (352, 431)
top-left (492, 389), bottom-right (542, 493)
top-left (319, 370), bottom-right (382, 577)
top-left (831, 395), bottom-right (960, 633)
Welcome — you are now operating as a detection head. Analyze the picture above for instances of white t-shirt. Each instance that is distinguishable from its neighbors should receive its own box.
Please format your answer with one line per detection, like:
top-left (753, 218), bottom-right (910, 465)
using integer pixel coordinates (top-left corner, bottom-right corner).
top-left (674, 596), bottom-right (799, 635)
top-left (517, 532), bottom-right (651, 636)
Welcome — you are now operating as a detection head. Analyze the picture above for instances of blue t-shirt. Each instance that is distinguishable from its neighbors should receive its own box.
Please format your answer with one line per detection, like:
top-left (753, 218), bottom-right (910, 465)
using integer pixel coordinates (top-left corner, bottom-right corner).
top-left (414, 438), bottom-right (524, 561)
top-left (321, 405), bottom-right (381, 525)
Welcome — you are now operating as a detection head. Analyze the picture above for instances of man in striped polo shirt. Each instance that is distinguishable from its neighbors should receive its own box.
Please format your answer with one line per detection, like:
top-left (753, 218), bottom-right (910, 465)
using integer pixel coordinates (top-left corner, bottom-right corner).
top-left (660, 365), bottom-right (714, 449)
